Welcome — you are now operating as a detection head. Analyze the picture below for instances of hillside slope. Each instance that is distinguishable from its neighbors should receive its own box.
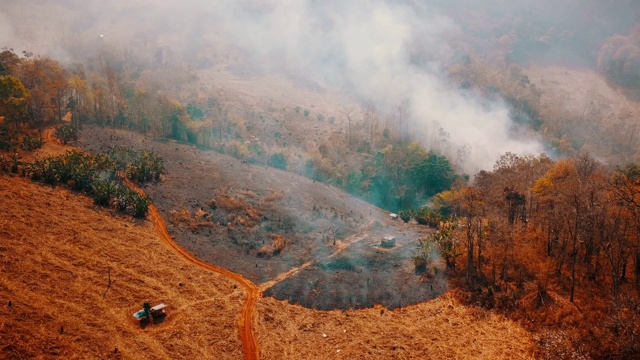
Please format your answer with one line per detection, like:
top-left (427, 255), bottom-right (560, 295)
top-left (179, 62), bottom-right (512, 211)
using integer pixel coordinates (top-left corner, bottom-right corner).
top-left (76, 125), bottom-right (441, 310)
top-left (1, 131), bottom-right (536, 359)
top-left (0, 175), bottom-right (244, 359)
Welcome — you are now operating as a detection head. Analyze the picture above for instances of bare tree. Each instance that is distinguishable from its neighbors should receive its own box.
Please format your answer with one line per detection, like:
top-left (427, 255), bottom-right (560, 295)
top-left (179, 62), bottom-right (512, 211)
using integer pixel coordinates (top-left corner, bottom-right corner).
top-left (361, 103), bottom-right (377, 150)
top-left (341, 106), bottom-right (357, 150)
top-left (394, 100), bottom-right (410, 142)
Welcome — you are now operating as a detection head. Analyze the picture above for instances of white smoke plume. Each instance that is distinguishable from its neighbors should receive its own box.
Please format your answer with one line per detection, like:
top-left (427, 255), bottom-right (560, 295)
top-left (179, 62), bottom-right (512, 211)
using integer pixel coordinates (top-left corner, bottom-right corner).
top-left (210, 0), bottom-right (544, 173)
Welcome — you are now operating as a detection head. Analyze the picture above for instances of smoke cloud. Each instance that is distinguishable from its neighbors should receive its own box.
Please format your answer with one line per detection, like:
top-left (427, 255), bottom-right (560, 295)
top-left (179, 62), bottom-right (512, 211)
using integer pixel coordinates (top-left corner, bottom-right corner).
top-left (1, 0), bottom-right (548, 173)
top-left (209, 0), bottom-right (544, 173)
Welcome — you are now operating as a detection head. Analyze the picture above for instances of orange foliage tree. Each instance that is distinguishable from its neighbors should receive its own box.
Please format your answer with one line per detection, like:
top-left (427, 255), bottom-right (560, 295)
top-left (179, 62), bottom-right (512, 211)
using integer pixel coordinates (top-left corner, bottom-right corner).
top-left (15, 55), bottom-right (69, 133)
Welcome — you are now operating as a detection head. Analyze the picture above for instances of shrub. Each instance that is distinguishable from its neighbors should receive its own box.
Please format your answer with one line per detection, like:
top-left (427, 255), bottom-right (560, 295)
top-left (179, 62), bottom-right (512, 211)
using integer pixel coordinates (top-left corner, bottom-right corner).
top-left (107, 146), bottom-right (165, 184)
top-left (6, 153), bottom-right (21, 174)
top-left (0, 155), bottom-right (7, 174)
top-left (26, 158), bottom-right (56, 184)
top-left (20, 134), bottom-right (43, 150)
top-left (55, 124), bottom-right (78, 144)
top-left (399, 210), bottom-right (411, 223)
top-left (60, 151), bottom-right (98, 191)
top-left (91, 179), bottom-right (116, 206)
top-left (132, 195), bottom-right (151, 218)
top-left (0, 126), bottom-right (15, 151)
top-left (257, 234), bottom-right (287, 257)
top-left (413, 237), bottom-right (434, 273)
top-left (269, 152), bottom-right (287, 170)
top-left (415, 208), bottom-right (443, 228)
top-left (114, 187), bottom-right (136, 213)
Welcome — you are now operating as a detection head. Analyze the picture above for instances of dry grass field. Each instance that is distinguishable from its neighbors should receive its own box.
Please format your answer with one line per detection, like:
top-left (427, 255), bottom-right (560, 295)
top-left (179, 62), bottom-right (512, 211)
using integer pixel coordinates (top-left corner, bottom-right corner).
top-left (256, 293), bottom-right (534, 359)
top-left (0, 175), bottom-right (244, 359)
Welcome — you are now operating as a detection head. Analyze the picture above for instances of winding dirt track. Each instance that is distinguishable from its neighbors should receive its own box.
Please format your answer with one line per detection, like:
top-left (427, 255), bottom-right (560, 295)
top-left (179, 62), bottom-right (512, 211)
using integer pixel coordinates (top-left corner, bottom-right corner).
top-left (258, 230), bottom-right (371, 292)
top-left (44, 126), bottom-right (260, 359)
top-left (122, 177), bottom-right (260, 360)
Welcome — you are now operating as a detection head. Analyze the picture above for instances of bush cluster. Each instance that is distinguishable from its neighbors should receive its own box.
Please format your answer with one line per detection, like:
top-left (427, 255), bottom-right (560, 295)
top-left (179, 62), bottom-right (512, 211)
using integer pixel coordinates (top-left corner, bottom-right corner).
top-left (20, 134), bottom-right (43, 151)
top-left (1, 148), bottom-right (162, 219)
top-left (399, 207), bottom-right (445, 227)
top-left (91, 178), bottom-right (151, 218)
top-left (55, 124), bottom-right (78, 144)
top-left (105, 146), bottom-right (165, 183)
top-left (24, 151), bottom-right (100, 190)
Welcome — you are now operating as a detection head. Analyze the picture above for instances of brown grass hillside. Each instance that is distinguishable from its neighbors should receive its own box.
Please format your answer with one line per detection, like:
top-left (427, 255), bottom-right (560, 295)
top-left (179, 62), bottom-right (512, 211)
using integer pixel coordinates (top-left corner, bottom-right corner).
top-left (0, 175), bottom-right (244, 359)
top-left (256, 293), bottom-right (534, 359)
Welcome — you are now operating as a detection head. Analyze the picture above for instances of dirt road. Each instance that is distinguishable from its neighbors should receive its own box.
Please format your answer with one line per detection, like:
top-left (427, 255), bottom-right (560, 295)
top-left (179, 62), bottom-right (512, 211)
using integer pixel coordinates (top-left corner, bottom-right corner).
top-left (122, 176), bottom-right (260, 360)
top-left (258, 229), bottom-right (371, 292)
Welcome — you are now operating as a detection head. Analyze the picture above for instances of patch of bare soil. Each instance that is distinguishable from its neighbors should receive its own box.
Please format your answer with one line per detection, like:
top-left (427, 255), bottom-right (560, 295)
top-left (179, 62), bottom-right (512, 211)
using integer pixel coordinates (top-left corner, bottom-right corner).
top-left (77, 125), bottom-right (440, 310)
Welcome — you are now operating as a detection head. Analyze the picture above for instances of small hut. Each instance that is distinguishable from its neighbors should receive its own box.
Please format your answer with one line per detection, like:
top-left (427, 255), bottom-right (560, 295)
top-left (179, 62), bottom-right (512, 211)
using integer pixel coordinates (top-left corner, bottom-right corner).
top-left (381, 236), bottom-right (396, 248)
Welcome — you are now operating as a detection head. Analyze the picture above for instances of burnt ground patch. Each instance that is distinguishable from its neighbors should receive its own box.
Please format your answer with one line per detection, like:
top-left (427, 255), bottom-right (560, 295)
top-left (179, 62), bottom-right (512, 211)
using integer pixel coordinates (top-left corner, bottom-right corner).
top-left (78, 125), bottom-right (445, 310)
top-left (264, 234), bottom-right (447, 310)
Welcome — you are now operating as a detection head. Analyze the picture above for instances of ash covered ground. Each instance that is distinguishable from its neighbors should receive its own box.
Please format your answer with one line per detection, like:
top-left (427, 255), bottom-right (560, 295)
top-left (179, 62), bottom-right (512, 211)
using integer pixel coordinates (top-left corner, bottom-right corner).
top-left (78, 126), bottom-right (446, 309)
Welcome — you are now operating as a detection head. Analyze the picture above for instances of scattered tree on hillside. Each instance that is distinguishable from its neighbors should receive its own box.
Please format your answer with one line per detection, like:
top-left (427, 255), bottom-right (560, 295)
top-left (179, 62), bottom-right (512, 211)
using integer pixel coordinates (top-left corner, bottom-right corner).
top-left (532, 154), bottom-right (607, 302)
top-left (598, 25), bottom-right (640, 88)
top-left (341, 106), bottom-right (357, 150)
top-left (610, 163), bottom-right (640, 287)
top-left (0, 76), bottom-right (30, 132)
top-left (68, 69), bottom-right (92, 126)
top-left (0, 49), bottom-right (20, 76)
top-left (430, 150), bottom-right (640, 357)
top-left (16, 56), bottom-right (69, 133)
top-left (55, 124), bottom-right (78, 144)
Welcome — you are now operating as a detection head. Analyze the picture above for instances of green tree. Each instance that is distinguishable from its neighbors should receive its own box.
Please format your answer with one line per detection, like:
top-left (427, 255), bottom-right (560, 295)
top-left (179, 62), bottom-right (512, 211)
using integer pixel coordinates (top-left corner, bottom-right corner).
top-left (409, 150), bottom-right (456, 197)
top-left (186, 103), bottom-right (205, 120)
top-left (0, 49), bottom-right (20, 76)
top-left (0, 75), bottom-right (30, 131)
top-left (68, 69), bottom-right (92, 126)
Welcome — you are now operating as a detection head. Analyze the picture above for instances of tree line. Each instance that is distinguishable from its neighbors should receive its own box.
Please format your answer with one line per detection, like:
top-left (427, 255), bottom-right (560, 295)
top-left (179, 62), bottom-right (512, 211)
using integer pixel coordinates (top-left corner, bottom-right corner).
top-left (426, 152), bottom-right (640, 358)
